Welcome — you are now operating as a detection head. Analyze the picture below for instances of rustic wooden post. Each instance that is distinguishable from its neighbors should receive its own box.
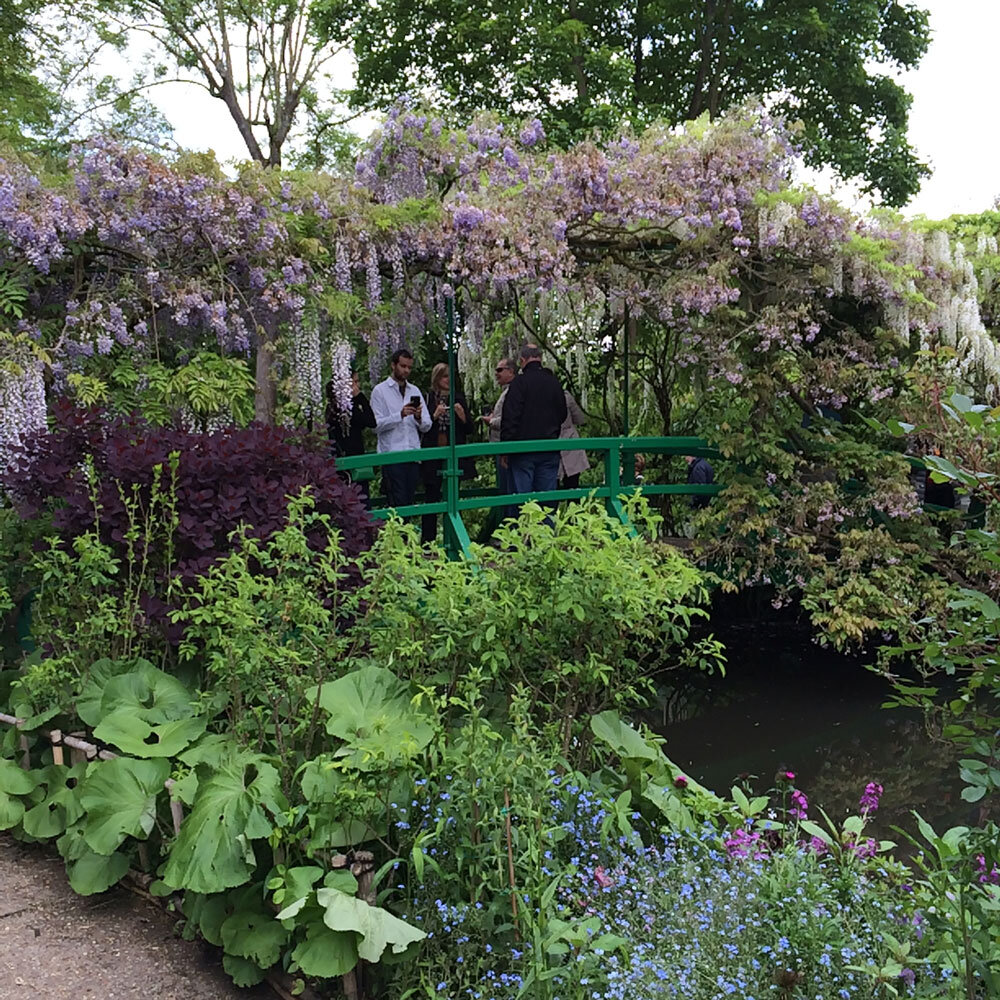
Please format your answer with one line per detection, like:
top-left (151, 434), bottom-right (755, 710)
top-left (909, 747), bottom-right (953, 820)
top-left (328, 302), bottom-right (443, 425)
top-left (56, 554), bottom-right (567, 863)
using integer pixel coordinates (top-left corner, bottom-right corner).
top-left (49, 729), bottom-right (64, 766)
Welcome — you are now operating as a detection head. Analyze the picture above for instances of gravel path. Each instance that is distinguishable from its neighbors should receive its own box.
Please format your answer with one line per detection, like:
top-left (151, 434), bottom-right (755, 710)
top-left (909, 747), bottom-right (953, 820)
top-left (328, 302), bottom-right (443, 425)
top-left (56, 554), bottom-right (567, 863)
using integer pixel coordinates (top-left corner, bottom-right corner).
top-left (0, 835), bottom-right (272, 1000)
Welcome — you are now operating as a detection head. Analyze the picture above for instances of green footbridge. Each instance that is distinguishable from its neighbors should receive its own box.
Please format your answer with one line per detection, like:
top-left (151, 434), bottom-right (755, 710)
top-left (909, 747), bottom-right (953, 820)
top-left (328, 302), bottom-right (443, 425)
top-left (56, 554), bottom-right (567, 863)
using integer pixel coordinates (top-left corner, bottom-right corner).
top-left (336, 435), bottom-right (722, 560)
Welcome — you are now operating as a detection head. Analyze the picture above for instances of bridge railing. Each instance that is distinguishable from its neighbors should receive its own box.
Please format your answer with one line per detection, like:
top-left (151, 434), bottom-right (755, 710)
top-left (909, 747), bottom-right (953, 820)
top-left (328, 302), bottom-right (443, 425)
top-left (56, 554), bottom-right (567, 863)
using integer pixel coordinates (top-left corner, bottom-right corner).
top-left (335, 436), bottom-right (722, 558)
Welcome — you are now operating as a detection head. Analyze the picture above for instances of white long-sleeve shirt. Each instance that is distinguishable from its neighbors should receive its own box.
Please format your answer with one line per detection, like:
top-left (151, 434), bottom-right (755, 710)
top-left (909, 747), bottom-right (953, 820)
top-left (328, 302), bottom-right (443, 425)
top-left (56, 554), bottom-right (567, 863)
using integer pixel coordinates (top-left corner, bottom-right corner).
top-left (370, 376), bottom-right (432, 454)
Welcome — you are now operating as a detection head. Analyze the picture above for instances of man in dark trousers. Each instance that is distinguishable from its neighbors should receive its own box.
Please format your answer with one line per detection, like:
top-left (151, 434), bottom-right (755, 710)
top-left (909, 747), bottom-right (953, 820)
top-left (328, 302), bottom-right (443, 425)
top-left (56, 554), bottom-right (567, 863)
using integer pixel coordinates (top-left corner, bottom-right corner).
top-left (684, 454), bottom-right (714, 508)
top-left (500, 343), bottom-right (567, 501)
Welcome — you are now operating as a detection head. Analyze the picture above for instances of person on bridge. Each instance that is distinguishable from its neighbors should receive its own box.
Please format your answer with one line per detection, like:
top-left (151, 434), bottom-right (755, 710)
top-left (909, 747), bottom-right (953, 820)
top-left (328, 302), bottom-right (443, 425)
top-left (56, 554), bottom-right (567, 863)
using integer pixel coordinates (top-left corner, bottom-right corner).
top-left (500, 343), bottom-right (567, 502)
top-left (684, 454), bottom-right (714, 509)
top-left (478, 358), bottom-right (518, 537)
top-left (326, 368), bottom-right (377, 502)
top-left (558, 390), bottom-right (589, 491)
top-left (370, 348), bottom-right (431, 509)
top-left (420, 362), bottom-right (473, 544)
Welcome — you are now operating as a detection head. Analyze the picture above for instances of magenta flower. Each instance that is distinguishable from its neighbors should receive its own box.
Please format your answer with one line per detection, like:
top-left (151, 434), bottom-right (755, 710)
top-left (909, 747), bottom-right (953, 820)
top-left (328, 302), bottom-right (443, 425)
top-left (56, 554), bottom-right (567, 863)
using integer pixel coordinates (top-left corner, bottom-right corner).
top-left (859, 781), bottom-right (883, 816)
top-left (788, 789), bottom-right (808, 820)
top-left (724, 827), bottom-right (767, 860)
top-left (674, 775), bottom-right (689, 789)
top-left (975, 854), bottom-right (1000, 885)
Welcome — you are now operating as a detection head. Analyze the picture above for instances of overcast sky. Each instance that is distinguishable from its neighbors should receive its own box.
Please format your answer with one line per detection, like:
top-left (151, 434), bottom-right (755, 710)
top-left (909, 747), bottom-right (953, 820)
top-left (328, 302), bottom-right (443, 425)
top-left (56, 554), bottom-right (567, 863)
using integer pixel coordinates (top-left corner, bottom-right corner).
top-left (146, 1), bottom-right (998, 220)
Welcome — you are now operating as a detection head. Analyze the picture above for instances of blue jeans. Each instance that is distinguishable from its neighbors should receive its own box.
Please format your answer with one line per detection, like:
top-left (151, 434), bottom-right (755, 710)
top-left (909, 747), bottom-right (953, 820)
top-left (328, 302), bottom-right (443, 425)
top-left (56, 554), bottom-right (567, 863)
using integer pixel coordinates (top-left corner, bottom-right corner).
top-left (382, 461), bottom-right (420, 508)
top-left (509, 451), bottom-right (560, 498)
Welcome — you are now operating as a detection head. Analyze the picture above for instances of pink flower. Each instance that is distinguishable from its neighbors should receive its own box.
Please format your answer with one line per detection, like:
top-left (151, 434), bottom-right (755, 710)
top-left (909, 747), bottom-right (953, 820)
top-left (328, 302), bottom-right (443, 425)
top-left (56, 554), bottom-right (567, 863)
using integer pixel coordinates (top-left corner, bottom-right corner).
top-left (593, 866), bottom-right (614, 888)
top-left (674, 775), bottom-right (689, 789)
top-left (789, 789), bottom-right (808, 820)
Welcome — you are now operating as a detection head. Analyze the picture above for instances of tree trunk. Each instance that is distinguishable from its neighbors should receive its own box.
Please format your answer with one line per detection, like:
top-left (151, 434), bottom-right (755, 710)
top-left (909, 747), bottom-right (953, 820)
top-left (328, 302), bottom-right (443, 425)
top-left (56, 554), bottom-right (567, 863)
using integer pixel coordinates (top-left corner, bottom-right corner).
top-left (687, 0), bottom-right (718, 120)
top-left (254, 324), bottom-right (278, 424)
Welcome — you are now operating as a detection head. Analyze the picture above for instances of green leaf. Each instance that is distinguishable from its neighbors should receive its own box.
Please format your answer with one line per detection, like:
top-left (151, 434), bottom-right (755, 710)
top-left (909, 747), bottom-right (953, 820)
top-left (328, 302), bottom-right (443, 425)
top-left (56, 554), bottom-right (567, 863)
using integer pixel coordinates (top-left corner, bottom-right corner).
top-left (842, 815), bottom-right (864, 836)
top-left (323, 869), bottom-right (359, 894)
top-left (271, 866), bottom-right (324, 908)
top-left (799, 821), bottom-right (833, 846)
top-left (731, 786), bottom-right (751, 814)
top-left (22, 763), bottom-right (87, 839)
top-left (309, 667), bottom-right (434, 770)
top-left (93, 713), bottom-right (206, 758)
top-left (291, 921), bottom-right (359, 977)
top-left (590, 711), bottom-right (657, 761)
top-left (93, 661), bottom-right (195, 725)
top-left (316, 887), bottom-right (425, 963)
top-left (162, 757), bottom-right (286, 894)
top-left (183, 893), bottom-right (229, 946)
top-left (221, 909), bottom-right (288, 968)
top-left (961, 785), bottom-right (986, 803)
top-left (67, 848), bottom-right (129, 895)
top-left (222, 954), bottom-right (266, 988)
top-left (0, 758), bottom-right (36, 830)
top-left (57, 822), bottom-right (91, 861)
top-left (80, 757), bottom-right (170, 855)
top-left (75, 658), bottom-right (140, 727)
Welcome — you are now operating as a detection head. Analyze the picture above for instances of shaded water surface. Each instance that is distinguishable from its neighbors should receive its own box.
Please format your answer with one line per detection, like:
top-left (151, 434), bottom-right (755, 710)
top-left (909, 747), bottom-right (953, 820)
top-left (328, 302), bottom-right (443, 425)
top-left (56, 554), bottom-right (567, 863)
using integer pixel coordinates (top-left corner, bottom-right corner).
top-left (648, 620), bottom-right (988, 840)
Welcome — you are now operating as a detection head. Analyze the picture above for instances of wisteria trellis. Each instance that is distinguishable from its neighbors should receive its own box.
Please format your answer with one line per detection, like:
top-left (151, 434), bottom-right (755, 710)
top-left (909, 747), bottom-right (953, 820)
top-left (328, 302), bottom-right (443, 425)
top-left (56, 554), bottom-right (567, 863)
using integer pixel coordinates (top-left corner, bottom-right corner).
top-left (0, 104), bottom-right (996, 471)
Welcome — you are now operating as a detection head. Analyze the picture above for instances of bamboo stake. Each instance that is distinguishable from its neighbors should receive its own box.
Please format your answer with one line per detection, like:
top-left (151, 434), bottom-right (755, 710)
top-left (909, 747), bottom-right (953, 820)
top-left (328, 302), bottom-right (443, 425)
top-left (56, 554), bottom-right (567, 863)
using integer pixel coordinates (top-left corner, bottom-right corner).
top-left (0, 713), bottom-right (115, 762)
top-left (49, 729), bottom-right (64, 766)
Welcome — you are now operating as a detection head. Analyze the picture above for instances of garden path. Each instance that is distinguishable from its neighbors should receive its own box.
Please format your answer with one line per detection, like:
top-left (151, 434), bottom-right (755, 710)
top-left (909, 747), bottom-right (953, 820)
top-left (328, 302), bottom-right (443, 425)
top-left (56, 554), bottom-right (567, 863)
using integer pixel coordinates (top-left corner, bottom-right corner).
top-left (0, 834), bottom-right (271, 1000)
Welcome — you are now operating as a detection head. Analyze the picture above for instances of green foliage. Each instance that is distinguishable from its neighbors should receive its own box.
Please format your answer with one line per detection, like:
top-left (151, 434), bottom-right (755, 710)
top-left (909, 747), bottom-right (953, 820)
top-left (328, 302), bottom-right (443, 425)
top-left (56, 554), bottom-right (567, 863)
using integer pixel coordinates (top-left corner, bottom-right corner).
top-left (359, 499), bottom-right (723, 757)
top-left (100, 351), bottom-right (256, 428)
top-left (898, 816), bottom-right (1000, 998)
top-left (332, 0), bottom-right (930, 203)
top-left (79, 757), bottom-right (169, 854)
top-left (162, 755), bottom-right (286, 894)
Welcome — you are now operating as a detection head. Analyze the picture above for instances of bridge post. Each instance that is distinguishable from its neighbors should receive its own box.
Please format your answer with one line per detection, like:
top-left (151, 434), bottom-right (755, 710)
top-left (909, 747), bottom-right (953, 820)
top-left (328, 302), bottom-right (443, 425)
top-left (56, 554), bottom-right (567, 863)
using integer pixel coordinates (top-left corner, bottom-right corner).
top-left (442, 296), bottom-right (470, 560)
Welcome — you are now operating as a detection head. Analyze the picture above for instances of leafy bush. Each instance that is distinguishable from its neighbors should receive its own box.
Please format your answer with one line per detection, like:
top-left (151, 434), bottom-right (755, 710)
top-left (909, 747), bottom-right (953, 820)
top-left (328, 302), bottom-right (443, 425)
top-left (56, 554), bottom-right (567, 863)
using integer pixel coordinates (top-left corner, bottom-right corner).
top-left (4, 397), bottom-right (375, 607)
top-left (359, 499), bottom-right (724, 756)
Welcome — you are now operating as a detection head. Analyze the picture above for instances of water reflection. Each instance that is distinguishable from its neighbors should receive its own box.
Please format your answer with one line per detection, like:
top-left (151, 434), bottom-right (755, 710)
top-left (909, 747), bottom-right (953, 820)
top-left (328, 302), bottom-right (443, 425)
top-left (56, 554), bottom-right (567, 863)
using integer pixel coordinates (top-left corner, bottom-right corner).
top-left (647, 622), bottom-right (992, 840)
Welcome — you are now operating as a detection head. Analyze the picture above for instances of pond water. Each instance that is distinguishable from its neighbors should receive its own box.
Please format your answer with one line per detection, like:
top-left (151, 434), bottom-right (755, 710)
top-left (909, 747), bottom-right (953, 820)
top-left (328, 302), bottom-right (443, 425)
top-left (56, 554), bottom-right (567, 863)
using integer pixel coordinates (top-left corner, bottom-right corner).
top-left (646, 614), bottom-right (991, 842)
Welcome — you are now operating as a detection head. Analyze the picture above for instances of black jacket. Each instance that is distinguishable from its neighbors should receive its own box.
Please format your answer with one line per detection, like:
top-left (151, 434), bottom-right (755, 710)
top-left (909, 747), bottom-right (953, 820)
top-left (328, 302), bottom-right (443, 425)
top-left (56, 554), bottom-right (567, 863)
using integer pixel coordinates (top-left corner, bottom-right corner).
top-left (686, 456), bottom-right (714, 509)
top-left (421, 390), bottom-right (476, 480)
top-left (326, 388), bottom-right (376, 457)
top-left (500, 362), bottom-right (567, 442)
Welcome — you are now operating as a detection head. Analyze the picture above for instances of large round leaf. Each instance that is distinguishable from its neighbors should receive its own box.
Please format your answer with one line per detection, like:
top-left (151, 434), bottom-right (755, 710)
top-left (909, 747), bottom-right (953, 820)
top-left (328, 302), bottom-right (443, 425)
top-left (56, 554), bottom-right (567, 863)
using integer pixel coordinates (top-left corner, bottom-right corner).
top-left (222, 954), bottom-right (266, 988)
top-left (221, 909), bottom-right (288, 968)
top-left (291, 922), bottom-right (359, 977)
top-left (80, 757), bottom-right (170, 854)
top-left (0, 758), bottom-right (36, 831)
top-left (317, 887), bottom-right (425, 963)
top-left (75, 658), bottom-right (143, 727)
top-left (309, 667), bottom-right (434, 769)
top-left (67, 847), bottom-right (129, 895)
top-left (22, 763), bottom-right (86, 839)
top-left (93, 713), bottom-right (206, 758)
top-left (97, 663), bottom-right (196, 723)
top-left (162, 756), bottom-right (286, 894)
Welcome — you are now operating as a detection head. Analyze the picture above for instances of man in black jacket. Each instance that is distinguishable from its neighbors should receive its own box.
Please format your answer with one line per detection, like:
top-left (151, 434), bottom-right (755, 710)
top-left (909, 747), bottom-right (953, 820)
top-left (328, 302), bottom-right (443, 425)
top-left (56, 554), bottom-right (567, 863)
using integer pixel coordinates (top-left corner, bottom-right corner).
top-left (500, 344), bottom-right (567, 500)
top-left (684, 454), bottom-right (714, 509)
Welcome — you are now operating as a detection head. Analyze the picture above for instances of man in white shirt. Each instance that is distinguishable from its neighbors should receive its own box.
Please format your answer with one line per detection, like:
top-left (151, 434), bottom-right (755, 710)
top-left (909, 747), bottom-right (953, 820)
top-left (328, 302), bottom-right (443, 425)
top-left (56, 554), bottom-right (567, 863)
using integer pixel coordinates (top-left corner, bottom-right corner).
top-left (370, 348), bottom-right (432, 507)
